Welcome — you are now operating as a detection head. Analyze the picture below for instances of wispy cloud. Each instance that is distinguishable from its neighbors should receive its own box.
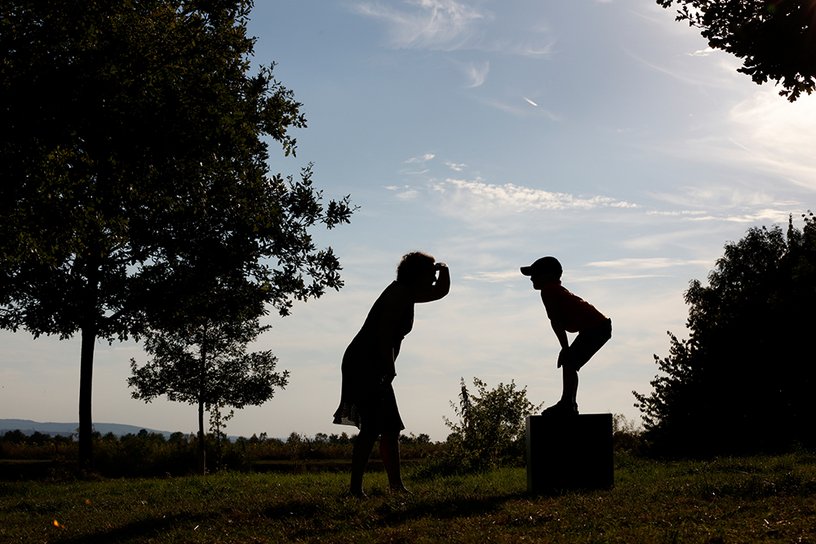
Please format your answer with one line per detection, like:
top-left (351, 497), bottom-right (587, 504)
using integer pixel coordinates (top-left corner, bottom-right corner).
top-left (689, 47), bottom-right (716, 57)
top-left (623, 46), bottom-right (738, 90)
top-left (404, 153), bottom-right (436, 164)
top-left (353, 0), bottom-right (488, 50)
top-left (727, 89), bottom-right (816, 190)
top-left (431, 178), bottom-right (638, 214)
top-left (586, 257), bottom-right (711, 270)
top-left (384, 184), bottom-right (421, 200)
top-left (479, 97), bottom-right (561, 121)
top-left (461, 60), bottom-right (490, 88)
top-left (352, 1), bottom-right (555, 58)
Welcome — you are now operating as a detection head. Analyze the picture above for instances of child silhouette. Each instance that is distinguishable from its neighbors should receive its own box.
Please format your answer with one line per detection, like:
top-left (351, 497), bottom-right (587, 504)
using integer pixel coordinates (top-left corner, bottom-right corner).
top-left (521, 256), bottom-right (611, 416)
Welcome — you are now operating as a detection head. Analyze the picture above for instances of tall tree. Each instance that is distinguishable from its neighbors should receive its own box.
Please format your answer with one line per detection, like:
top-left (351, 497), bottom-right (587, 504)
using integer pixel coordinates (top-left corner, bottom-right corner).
top-left (657, 0), bottom-right (816, 101)
top-left (635, 213), bottom-right (816, 456)
top-left (0, 1), bottom-right (352, 470)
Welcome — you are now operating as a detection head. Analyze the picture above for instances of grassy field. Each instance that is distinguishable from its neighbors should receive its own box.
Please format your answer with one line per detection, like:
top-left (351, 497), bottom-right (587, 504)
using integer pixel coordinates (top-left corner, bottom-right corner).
top-left (1, 452), bottom-right (815, 543)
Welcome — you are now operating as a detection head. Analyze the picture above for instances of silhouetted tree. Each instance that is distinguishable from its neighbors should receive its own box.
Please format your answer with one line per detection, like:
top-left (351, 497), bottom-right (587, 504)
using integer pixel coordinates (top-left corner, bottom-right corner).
top-left (635, 213), bottom-right (816, 455)
top-left (657, 0), bottom-right (816, 101)
top-left (0, 1), bottom-right (352, 470)
top-left (128, 315), bottom-right (288, 473)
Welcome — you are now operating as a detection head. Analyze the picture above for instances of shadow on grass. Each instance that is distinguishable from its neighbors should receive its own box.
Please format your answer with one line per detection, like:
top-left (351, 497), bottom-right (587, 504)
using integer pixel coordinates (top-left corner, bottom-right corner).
top-left (376, 492), bottom-right (529, 524)
top-left (54, 513), bottom-right (209, 544)
top-left (277, 492), bottom-right (530, 542)
top-left (264, 498), bottom-right (324, 519)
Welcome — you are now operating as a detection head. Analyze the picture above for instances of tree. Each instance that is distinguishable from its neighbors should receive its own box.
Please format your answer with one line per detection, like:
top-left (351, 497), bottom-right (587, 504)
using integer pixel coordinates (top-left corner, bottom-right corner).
top-left (128, 315), bottom-right (287, 474)
top-left (440, 377), bottom-right (543, 473)
top-left (0, 1), bottom-right (352, 470)
top-left (635, 213), bottom-right (816, 456)
top-left (657, 0), bottom-right (816, 101)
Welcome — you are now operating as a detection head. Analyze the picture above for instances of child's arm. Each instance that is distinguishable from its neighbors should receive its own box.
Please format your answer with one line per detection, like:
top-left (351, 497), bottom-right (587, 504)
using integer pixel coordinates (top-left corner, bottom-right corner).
top-left (551, 322), bottom-right (570, 367)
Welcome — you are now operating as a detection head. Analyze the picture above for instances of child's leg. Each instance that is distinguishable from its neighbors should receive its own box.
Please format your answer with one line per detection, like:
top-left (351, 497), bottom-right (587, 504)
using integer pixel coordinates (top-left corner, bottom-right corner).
top-left (562, 364), bottom-right (579, 405)
top-left (562, 319), bottom-right (612, 407)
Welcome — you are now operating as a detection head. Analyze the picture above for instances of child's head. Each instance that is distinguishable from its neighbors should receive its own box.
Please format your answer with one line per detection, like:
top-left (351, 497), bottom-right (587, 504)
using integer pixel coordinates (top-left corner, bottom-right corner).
top-left (520, 256), bottom-right (562, 282)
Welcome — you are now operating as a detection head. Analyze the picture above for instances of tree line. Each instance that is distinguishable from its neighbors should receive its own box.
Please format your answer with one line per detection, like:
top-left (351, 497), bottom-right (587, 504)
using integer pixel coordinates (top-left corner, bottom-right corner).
top-left (2, 0), bottom-right (814, 475)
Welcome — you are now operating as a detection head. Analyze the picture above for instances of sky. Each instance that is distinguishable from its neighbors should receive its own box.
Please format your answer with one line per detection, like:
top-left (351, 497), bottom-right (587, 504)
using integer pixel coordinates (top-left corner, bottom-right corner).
top-left (2, 0), bottom-right (815, 442)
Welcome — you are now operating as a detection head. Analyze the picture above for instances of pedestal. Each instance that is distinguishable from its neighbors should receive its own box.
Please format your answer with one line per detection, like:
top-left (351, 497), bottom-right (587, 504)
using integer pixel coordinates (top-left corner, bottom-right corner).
top-left (526, 413), bottom-right (614, 494)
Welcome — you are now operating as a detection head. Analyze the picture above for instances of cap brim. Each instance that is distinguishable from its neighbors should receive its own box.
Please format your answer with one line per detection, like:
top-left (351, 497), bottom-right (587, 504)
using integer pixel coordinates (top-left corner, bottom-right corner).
top-left (520, 266), bottom-right (533, 276)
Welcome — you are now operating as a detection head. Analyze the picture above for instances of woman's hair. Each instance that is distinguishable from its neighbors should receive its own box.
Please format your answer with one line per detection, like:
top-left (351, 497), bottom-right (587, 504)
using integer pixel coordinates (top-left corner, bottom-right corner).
top-left (396, 251), bottom-right (435, 284)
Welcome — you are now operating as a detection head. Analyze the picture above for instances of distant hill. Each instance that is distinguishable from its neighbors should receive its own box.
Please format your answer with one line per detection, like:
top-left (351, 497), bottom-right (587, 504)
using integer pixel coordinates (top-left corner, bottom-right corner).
top-left (0, 419), bottom-right (173, 438)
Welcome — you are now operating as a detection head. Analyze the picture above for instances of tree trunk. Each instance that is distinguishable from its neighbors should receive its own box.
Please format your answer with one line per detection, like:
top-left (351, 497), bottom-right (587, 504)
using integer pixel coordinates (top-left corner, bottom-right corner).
top-left (78, 324), bottom-right (96, 472)
top-left (78, 246), bottom-right (101, 473)
top-left (197, 335), bottom-right (208, 475)
top-left (197, 398), bottom-right (206, 475)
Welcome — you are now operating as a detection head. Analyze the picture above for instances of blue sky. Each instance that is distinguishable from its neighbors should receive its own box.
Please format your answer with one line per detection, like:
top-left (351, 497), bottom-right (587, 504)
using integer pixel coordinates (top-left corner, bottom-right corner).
top-left (2, 0), bottom-right (815, 441)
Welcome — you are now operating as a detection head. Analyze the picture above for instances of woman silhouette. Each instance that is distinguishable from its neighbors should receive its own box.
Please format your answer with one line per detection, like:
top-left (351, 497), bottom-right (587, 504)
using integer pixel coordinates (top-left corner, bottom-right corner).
top-left (333, 252), bottom-right (450, 497)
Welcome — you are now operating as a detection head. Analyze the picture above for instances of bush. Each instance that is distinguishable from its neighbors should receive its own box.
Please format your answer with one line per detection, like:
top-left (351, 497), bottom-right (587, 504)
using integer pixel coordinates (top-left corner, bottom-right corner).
top-left (426, 377), bottom-right (543, 475)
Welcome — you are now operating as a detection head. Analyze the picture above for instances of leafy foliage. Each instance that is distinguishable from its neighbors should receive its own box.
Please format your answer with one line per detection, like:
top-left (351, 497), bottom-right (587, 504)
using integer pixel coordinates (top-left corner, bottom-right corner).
top-left (657, 0), bottom-right (816, 101)
top-left (438, 378), bottom-right (543, 473)
top-left (635, 213), bottom-right (816, 455)
top-left (0, 1), bottom-right (352, 468)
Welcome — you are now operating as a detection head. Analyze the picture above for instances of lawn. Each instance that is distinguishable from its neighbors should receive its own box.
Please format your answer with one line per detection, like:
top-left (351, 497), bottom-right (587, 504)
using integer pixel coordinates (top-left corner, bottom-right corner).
top-left (2, 452), bottom-right (815, 543)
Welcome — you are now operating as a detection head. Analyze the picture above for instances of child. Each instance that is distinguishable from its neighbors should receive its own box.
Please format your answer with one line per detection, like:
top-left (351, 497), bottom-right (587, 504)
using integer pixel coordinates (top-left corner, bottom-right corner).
top-left (521, 256), bottom-right (611, 416)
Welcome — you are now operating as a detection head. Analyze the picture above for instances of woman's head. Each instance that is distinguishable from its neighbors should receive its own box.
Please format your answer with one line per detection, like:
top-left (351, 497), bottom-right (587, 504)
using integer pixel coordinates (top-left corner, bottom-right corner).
top-left (396, 251), bottom-right (436, 285)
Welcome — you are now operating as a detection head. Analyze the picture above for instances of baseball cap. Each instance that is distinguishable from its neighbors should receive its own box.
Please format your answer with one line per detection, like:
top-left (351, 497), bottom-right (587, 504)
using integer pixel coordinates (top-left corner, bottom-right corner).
top-left (520, 256), bottom-right (562, 277)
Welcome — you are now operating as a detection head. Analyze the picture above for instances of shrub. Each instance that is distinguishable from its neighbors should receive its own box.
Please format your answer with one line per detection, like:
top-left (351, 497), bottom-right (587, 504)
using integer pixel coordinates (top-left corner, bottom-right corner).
top-left (427, 377), bottom-right (543, 475)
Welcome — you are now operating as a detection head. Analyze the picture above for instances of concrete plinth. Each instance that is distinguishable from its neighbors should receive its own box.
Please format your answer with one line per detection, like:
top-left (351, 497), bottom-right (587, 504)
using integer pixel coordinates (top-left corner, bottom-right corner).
top-left (526, 413), bottom-right (614, 494)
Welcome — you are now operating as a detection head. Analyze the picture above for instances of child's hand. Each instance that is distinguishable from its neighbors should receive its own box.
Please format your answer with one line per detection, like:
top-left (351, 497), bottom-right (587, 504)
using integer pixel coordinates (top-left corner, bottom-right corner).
top-left (557, 348), bottom-right (571, 368)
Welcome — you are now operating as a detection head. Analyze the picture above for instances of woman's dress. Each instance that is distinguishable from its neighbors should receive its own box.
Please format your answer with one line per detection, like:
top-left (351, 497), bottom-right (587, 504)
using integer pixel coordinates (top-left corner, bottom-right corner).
top-left (332, 281), bottom-right (414, 432)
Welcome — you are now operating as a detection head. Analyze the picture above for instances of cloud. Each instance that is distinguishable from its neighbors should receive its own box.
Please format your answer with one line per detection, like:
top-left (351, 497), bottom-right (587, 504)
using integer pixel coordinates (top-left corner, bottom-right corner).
top-left (353, 0), bottom-right (488, 50)
top-left (586, 257), bottom-right (711, 270)
top-left (384, 184), bottom-right (421, 200)
top-left (623, 46), bottom-right (739, 91)
top-left (404, 153), bottom-right (436, 164)
top-left (727, 89), bottom-right (816, 189)
top-left (431, 178), bottom-right (638, 214)
top-left (351, 1), bottom-right (554, 58)
top-left (461, 60), bottom-right (490, 88)
top-left (479, 97), bottom-right (561, 120)
top-left (689, 47), bottom-right (716, 57)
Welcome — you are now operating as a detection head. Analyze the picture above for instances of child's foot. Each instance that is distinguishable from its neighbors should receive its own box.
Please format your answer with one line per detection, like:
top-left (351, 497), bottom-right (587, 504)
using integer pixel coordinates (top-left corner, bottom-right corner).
top-left (542, 400), bottom-right (578, 416)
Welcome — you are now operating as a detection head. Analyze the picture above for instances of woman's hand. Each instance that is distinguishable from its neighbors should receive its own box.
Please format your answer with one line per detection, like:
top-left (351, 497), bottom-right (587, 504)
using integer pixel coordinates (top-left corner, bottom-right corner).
top-left (415, 262), bottom-right (450, 302)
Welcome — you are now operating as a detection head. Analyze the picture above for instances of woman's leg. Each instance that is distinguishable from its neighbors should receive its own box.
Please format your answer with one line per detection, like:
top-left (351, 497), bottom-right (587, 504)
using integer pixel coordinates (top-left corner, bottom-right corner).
top-left (350, 429), bottom-right (378, 496)
top-left (379, 431), bottom-right (408, 492)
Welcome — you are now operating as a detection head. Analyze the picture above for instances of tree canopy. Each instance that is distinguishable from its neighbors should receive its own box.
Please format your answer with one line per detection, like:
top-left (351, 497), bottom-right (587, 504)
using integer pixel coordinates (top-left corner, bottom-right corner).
top-left (635, 213), bottom-right (816, 456)
top-left (657, 0), bottom-right (816, 101)
top-left (0, 0), bottom-right (352, 469)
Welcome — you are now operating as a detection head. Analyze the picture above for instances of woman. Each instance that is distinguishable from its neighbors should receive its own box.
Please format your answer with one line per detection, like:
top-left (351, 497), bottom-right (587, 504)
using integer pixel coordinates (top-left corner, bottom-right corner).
top-left (333, 252), bottom-right (450, 497)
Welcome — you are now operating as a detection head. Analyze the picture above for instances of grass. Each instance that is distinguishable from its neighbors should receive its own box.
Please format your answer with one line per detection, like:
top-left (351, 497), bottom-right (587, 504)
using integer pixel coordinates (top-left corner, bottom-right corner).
top-left (1, 452), bottom-right (815, 543)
